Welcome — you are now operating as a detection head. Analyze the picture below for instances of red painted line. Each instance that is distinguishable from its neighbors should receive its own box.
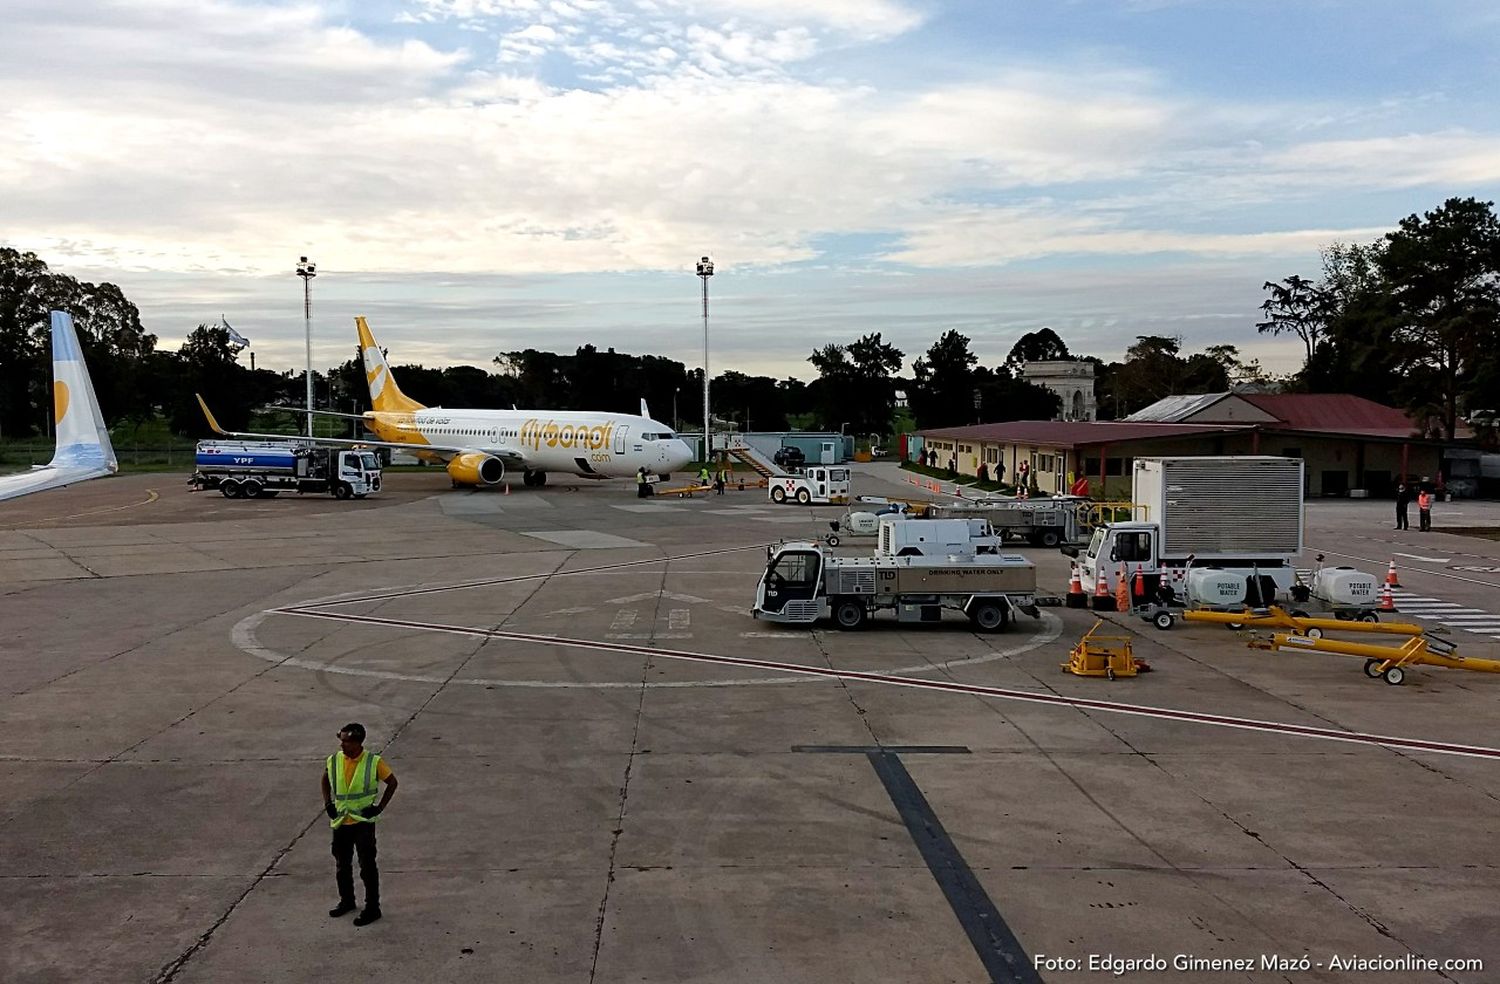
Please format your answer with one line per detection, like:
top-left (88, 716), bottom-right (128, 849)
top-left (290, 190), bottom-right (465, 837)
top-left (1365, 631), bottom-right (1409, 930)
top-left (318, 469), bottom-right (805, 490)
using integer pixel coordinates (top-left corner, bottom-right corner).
top-left (272, 608), bottom-right (1500, 762)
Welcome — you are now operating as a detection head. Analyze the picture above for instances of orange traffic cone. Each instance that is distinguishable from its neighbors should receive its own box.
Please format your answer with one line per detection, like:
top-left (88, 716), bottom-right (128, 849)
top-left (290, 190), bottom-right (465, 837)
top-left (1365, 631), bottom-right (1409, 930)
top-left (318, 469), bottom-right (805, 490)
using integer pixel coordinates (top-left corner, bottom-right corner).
top-left (1132, 566), bottom-right (1145, 601)
top-left (1066, 563), bottom-right (1087, 608)
top-left (1379, 583), bottom-right (1396, 612)
top-left (1385, 559), bottom-right (1400, 589)
top-left (1092, 567), bottom-right (1113, 611)
top-left (1115, 564), bottom-right (1131, 612)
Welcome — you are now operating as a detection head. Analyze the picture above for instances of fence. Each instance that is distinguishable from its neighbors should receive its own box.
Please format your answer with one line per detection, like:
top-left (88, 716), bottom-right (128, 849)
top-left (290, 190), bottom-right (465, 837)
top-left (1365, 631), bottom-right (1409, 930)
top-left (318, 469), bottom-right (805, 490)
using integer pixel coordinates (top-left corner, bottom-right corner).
top-left (0, 445), bottom-right (197, 469)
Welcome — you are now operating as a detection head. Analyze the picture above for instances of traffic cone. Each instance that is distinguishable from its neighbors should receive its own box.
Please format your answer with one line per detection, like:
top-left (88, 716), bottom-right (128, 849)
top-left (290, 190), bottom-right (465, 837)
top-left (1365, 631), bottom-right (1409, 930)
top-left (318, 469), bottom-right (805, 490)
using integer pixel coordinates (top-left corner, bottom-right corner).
top-left (1066, 562), bottom-right (1088, 608)
top-left (1385, 559), bottom-right (1400, 589)
top-left (1379, 582), bottom-right (1396, 612)
top-left (504, 483), bottom-right (510, 495)
top-left (1091, 568), bottom-right (1113, 611)
top-left (1115, 564), bottom-right (1131, 612)
top-left (1132, 566), bottom-right (1145, 601)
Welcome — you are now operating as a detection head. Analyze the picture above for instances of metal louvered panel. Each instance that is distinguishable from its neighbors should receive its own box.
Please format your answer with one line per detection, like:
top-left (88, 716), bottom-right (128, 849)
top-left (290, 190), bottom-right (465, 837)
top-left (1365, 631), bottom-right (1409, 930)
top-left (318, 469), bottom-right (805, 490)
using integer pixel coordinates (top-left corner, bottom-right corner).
top-left (784, 600), bottom-right (822, 621)
top-left (837, 569), bottom-right (877, 594)
top-left (1138, 458), bottom-right (1304, 556)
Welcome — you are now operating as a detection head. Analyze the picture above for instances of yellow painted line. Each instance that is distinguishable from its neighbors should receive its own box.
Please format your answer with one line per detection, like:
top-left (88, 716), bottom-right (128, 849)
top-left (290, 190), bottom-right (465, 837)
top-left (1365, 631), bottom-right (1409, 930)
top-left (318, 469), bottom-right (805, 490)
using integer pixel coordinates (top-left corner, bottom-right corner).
top-left (2, 487), bottom-right (161, 529)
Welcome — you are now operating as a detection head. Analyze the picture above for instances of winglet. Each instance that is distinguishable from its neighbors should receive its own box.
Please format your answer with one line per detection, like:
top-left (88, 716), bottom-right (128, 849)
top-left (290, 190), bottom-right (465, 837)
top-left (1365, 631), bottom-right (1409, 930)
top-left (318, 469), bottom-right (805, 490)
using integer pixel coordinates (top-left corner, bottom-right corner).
top-left (196, 394), bottom-right (229, 435)
top-left (641, 398), bottom-right (651, 418)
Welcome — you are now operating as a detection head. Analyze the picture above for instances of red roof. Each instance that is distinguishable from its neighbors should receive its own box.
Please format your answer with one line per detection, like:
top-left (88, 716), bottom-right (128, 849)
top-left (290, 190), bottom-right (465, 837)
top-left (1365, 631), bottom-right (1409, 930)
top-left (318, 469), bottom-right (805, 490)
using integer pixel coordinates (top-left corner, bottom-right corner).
top-left (1236, 394), bottom-right (1418, 438)
top-left (916, 420), bottom-right (1250, 448)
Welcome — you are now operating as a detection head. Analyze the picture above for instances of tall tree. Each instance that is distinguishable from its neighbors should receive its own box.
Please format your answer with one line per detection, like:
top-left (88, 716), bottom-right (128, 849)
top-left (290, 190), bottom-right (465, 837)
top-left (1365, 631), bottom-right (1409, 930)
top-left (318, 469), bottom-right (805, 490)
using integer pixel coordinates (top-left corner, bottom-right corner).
top-left (1257, 275), bottom-right (1325, 368)
top-left (805, 333), bottom-right (903, 436)
top-left (909, 330), bottom-right (979, 428)
top-left (1376, 197), bottom-right (1500, 439)
top-left (1003, 328), bottom-right (1071, 373)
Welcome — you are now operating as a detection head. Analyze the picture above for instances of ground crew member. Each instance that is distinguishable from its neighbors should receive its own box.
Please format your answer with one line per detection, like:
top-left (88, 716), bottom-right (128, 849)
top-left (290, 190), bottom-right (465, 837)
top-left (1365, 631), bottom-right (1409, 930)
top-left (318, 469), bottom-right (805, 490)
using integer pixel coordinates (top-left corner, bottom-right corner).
top-left (322, 723), bottom-right (398, 926)
top-left (1418, 488), bottom-right (1433, 531)
top-left (714, 466), bottom-right (727, 495)
top-left (698, 464), bottom-right (711, 487)
top-left (636, 466), bottom-right (651, 498)
top-left (1395, 482), bottom-right (1410, 530)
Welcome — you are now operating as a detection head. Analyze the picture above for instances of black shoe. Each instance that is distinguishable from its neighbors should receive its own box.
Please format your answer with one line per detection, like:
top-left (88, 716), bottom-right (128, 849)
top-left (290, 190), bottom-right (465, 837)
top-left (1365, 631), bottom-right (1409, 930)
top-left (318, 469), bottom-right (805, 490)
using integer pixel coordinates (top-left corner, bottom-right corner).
top-left (353, 908), bottom-right (382, 926)
top-left (329, 901), bottom-right (356, 918)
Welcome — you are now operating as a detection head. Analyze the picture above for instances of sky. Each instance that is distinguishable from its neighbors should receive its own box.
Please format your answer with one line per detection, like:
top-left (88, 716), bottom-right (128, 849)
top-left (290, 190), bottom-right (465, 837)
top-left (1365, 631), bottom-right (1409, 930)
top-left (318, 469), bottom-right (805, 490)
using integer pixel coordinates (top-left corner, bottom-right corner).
top-left (4, 0), bottom-right (1500, 384)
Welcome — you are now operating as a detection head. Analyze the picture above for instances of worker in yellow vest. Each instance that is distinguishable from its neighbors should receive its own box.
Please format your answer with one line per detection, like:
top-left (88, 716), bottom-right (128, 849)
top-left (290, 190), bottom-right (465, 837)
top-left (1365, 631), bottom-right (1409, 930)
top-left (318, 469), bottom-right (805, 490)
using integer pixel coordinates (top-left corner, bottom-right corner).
top-left (321, 723), bottom-right (398, 925)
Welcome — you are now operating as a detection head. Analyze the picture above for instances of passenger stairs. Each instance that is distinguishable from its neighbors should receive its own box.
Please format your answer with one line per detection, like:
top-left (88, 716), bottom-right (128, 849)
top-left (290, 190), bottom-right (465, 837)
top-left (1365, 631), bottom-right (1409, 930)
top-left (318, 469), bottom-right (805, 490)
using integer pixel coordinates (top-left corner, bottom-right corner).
top-left (723, 435), bottom-right (780, 479)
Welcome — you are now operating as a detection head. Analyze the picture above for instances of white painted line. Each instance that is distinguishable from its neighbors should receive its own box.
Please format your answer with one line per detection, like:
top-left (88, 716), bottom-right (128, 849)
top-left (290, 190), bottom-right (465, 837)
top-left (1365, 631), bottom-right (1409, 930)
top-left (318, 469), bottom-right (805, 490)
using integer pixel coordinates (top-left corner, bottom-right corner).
top-left (609, 609), bottom-right (637, 630)
top-left (668, 609), bottom-right (691, 630)
top-left (1393, 553), bottom-right (1451, 563)
top-left (605, 633), bottom-right (693, 639)
top-left (262, 608), bottom-right (1500, 762)
top-left (522, 530), bottom-right (652, 549)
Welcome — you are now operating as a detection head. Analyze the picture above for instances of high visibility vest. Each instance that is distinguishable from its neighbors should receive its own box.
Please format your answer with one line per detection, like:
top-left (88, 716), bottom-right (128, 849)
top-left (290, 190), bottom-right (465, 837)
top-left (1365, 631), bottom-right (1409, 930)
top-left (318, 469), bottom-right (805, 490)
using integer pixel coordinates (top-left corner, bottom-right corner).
top-left (1418, 493), bottom-right (1431, 509)
top-left (636, 471), bottom-right (646, 485)
top-left (327, 751), bottom-right (383, 827)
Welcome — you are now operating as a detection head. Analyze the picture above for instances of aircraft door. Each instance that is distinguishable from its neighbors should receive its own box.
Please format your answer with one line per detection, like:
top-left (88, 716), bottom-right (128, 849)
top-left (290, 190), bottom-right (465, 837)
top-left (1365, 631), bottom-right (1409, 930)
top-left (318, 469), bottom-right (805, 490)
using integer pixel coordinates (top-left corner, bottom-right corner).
top-left (614, 425), bottom-right (629, 455)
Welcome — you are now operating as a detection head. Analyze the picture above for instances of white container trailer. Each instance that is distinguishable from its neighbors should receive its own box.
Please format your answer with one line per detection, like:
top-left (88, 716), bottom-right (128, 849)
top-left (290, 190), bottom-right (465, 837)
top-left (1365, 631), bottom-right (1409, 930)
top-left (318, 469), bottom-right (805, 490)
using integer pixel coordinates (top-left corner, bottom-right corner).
top-left (1073, 456), bottom-right (1304, 601)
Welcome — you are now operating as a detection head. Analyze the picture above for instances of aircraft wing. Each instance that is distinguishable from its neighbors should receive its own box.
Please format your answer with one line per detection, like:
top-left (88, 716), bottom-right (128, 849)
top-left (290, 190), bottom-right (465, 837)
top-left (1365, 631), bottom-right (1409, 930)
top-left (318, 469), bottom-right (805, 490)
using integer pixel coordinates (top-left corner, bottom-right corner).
top-left (195, 395), bottom-right (529, 465)
top-left (0, 463), bottom-right (116, 503)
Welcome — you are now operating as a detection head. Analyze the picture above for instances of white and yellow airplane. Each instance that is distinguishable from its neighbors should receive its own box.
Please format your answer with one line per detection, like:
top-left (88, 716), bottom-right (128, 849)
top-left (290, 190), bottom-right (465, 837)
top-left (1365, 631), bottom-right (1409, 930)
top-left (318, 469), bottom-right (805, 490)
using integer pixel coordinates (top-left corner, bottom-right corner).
top-left (0, 311), bottom-right (118, 502)
top-left (200, 316), bottom-right (694, 489)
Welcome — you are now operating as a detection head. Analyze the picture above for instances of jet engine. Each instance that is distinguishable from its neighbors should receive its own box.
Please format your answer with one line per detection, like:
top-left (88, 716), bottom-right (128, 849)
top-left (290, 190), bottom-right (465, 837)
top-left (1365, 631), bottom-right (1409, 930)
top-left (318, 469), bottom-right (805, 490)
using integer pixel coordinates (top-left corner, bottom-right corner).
top-left (447, 453), bottom-right (506, 486)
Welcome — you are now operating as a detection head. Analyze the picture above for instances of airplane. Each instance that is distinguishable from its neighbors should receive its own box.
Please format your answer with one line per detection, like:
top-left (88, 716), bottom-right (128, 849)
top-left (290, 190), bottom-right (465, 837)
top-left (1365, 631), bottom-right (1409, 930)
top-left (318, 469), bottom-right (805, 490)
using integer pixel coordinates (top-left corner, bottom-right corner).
top-left (0, 311), bottom-right (118, 503)
top-left (198, 316), bottom-right (695, 490)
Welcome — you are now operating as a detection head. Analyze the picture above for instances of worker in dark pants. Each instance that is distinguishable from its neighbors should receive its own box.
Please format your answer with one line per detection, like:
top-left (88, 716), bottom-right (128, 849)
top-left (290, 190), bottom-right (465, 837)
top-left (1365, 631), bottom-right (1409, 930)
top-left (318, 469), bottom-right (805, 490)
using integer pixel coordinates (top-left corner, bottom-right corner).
top-left (1394, 483), bottom-right (1410, 530)
top-left (322, 723), bottom-right (398, 926)
top-left (1417, 489), bottom-right (1433, 531)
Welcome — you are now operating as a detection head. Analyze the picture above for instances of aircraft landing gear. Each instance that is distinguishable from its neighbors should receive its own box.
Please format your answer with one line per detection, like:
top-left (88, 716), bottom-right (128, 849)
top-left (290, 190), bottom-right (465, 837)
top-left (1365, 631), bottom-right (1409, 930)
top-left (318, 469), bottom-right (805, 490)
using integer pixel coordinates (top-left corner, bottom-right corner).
top-left (523, 470), bottom-right (547, 487)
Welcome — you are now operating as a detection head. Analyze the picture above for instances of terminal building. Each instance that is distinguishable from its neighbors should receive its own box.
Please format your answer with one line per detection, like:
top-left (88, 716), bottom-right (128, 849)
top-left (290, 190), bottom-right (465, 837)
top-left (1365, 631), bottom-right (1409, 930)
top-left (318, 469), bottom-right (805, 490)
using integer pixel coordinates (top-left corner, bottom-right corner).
top-left (914, 392), bottom-right (1447, 499)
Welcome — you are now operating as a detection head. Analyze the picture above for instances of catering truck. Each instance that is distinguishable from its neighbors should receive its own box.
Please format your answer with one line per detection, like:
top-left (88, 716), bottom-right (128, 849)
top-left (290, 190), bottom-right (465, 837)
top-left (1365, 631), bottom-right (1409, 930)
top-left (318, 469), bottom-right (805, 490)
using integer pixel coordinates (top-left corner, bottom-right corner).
top-left (192, 441), bottom-right (382, 499)
top-left (751, 539), bottom-right (1038, 631)
top-left (1068, 456), bottom-right (1303, 604)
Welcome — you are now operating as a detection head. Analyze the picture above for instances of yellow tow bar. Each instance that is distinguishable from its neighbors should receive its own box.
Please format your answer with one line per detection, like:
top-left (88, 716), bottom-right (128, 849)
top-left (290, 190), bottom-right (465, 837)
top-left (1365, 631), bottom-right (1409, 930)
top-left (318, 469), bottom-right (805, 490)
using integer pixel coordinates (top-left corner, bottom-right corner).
top-left (1182, 606), bottom-right (1424, 638)
top-left (1248, 632), bottom-right (1500, 686)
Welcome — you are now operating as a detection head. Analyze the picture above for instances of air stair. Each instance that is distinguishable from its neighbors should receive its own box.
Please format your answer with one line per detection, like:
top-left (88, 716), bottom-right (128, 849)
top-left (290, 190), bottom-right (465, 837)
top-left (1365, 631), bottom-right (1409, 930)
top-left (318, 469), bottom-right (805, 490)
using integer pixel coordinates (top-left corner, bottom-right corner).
top-left (723, 434), bottom-right (780, 480)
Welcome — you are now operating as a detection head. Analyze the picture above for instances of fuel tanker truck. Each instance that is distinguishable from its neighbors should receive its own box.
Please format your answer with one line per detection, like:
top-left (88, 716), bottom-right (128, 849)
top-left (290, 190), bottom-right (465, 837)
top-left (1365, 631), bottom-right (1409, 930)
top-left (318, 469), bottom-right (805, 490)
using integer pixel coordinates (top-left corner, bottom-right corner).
top-left (192, 441), bottom-right (382, 500)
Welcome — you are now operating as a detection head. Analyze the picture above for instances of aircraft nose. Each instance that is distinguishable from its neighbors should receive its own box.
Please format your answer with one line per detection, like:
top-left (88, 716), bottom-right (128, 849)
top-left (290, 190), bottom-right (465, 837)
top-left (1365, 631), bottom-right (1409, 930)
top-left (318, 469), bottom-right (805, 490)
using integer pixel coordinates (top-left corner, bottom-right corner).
top-left (671, 441), bottom-right (693, 468)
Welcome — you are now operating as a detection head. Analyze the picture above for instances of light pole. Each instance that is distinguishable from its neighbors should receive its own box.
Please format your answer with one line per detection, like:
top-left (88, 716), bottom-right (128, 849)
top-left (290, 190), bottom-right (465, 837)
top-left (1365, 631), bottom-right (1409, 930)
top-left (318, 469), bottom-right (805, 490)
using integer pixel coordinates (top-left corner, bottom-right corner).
top-left (672, 388), bottom-right (680, 432)
top-left (696, 256), bottom-right (714, 462)
top-left (296, 256), bottom-right (317, 437)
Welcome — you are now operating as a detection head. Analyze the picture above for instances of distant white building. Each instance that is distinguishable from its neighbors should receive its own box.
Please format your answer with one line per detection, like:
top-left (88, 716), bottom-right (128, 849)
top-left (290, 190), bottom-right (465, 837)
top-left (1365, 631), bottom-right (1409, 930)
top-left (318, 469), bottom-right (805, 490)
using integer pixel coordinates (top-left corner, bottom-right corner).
top-left (1022, 360), bottom-right (1096, 421)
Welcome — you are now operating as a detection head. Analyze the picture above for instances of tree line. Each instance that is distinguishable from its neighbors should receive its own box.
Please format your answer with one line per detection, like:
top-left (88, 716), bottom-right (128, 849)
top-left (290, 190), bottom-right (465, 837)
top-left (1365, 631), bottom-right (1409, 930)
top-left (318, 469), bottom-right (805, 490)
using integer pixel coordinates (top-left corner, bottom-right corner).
top-left (1, 195), bottom-right (1494, 443)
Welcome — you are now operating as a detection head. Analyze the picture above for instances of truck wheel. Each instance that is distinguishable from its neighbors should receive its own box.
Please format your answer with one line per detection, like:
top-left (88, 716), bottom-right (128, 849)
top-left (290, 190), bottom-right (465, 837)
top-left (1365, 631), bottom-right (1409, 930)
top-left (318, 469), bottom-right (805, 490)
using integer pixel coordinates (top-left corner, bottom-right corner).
top-left (771, 487), bottom-right (787, 504)
top-left (1382, 665), bottom-right (1405, 686)
top-left (1363, 658), bottom-right (1382, 678)
top-left (1359, 612), bottom-right (1379, 623)
top-left (1040, 530), bottom-right (1061, 548)
top-left (796, 489), bottom-right (811, 505)
top-left (826, 534), bottom-right (840, 547)
top-left (219, 481), bottom-right (240, 499)
top-left (970, 601), bottom-right (1006, 633)
top-left (332, 483), bottom-right (352, 500)
top-left (1152, 610), bottom-right (1174, 631)
top-left (242, 481), bottom-right (263, 499)
top-left (833, 599), bottom-right (867, 630)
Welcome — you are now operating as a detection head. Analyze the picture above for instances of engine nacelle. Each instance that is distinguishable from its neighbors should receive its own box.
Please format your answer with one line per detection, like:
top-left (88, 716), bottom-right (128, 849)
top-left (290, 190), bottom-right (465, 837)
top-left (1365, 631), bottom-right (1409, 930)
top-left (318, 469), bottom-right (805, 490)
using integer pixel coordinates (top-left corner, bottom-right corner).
top-left (447, 453), bottom-right (505, 486)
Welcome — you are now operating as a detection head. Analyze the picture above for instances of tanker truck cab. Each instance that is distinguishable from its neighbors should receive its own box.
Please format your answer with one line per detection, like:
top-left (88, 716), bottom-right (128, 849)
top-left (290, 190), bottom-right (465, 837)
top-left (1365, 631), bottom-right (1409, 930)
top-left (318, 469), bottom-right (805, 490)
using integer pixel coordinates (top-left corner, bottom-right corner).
top-left (754, 542), bottom-right (826, 623)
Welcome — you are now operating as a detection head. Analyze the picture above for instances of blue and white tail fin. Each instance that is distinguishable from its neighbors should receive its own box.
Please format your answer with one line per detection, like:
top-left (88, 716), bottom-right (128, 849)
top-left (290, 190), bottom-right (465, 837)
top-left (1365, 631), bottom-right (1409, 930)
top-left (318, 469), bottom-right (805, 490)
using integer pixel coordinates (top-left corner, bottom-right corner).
top-left (0, 311), bottom-right (117, 502)
top-left (48, 311), bottom-right (117, 473)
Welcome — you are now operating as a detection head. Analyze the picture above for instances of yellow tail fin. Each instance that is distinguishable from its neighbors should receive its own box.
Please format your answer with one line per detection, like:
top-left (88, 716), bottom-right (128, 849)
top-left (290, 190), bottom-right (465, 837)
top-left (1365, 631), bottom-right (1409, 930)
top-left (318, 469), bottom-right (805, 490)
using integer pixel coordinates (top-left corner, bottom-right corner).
top-left (356, 317), bottom-right (425, 413)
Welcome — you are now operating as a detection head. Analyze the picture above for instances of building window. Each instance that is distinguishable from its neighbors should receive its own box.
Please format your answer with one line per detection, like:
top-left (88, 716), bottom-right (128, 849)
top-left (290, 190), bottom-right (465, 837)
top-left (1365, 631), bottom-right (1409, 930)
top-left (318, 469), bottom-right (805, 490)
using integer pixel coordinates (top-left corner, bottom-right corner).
top-left (986, 447), bottom-right (998, 464)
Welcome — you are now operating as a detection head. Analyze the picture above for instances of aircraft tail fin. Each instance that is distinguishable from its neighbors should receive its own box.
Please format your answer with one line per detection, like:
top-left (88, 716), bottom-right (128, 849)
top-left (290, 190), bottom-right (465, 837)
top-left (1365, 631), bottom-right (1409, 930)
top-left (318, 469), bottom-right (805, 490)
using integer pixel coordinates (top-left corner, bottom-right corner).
top-left (48, 311), bottom-right (117, 474)
top-left (640, 398), bottom-right (651, 418)
top-left (356, 316), bottom-right (425, 413)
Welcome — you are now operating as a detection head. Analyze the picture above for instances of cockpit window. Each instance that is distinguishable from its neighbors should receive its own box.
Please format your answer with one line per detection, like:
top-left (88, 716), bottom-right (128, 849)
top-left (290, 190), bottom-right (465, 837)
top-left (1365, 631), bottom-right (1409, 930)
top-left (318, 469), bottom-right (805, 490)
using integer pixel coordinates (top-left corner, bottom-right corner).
top-left (641, 432), bottom-right (676, 441)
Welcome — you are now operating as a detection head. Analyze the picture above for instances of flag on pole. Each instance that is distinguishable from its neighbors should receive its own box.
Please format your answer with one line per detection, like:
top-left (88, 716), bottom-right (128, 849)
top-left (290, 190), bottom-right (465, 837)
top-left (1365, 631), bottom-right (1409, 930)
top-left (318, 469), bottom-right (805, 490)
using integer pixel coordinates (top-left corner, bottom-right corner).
top-left (222, 316), bottom-right (250, 349)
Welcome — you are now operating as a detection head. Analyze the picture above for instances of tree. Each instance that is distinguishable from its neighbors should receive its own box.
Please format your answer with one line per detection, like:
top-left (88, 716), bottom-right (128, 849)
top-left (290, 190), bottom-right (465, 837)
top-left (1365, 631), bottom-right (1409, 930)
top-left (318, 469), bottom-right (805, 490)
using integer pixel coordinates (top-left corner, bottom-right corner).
top-left (908, 330), bottom-right (979, 428)
top-left (1003, 328), bottom-right (1071, 373)
top-left (805, 333), bottom-right (903, 435)
top-left (1257, 275), bottom-right (1325, 368)
top-left (1376, 197), bottom-right (1500, 439)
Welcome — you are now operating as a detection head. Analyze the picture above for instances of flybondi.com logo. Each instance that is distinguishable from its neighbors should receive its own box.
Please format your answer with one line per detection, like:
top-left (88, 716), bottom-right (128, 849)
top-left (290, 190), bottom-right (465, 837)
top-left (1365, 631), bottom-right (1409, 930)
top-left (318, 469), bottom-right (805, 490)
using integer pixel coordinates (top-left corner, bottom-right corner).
top-left (520, 418), bottom-right (614, 451)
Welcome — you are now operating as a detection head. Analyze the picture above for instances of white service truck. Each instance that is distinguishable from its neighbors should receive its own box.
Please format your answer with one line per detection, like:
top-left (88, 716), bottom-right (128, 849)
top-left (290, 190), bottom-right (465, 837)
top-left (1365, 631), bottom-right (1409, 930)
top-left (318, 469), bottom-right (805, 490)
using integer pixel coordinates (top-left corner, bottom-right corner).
top-left (1069, 456), bottom-right (1304, 606)
top-left (875, 517), bottom-right (1000, 557)
top-left (192, 441), bottom-right (382, 499)
top-left (927, 496), bottom-right (1086, 548)
top-left (751, 540), bottom-right (1039, 631)
top-left (768, 465), bottom-right (851, 505)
